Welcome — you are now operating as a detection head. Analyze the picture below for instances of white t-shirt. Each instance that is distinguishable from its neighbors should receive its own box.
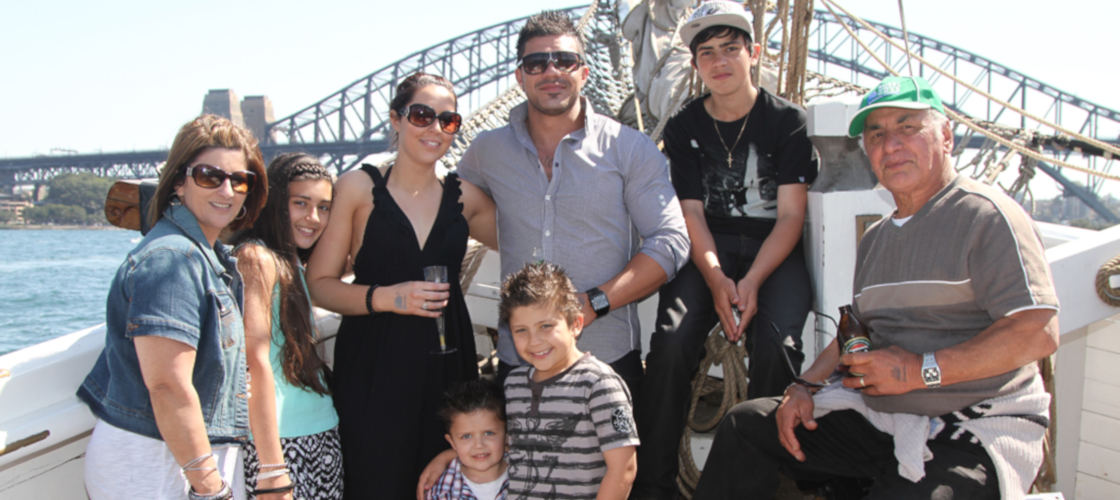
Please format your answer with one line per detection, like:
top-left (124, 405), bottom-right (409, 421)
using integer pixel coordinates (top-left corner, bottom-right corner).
top-left (464, 469), bottom-right (509, 500)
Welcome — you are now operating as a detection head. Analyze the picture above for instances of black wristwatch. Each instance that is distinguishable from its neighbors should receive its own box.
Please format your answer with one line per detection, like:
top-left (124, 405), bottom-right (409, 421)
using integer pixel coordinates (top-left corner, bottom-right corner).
top-left (586, 287), bottom-right (610, 318)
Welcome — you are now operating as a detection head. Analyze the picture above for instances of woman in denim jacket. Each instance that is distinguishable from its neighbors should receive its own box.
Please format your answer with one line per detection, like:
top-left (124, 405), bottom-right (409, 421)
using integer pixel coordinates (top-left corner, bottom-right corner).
top-left (78, 115), bottom-right (268, 500)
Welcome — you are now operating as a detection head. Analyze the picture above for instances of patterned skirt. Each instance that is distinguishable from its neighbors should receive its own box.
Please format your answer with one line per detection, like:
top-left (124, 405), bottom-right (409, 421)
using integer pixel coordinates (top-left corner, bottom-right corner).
top-left (243, 427), bottom-right (343, 499)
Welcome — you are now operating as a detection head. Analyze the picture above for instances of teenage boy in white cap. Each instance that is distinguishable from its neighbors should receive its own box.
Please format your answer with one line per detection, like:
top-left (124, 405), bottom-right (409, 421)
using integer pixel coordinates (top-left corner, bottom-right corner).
top-left (633, 1), bottom-right (818, 497)
top-left (693, 75), bottom-right (1059, 500)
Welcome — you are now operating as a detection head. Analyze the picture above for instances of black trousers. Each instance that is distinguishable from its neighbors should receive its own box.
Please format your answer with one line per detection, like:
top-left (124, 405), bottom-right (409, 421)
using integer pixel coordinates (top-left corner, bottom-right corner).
top-left (632, 232), bottom-right (812, 498)
top-left (497, 349), bottom-right (644, 402)
top-left (693, 397), bottom-right (1000, 499)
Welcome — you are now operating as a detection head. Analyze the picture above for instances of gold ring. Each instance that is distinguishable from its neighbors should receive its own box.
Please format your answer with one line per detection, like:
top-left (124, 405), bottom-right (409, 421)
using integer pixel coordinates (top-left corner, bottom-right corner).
top-left (860, 376), bottom-right (866, 387)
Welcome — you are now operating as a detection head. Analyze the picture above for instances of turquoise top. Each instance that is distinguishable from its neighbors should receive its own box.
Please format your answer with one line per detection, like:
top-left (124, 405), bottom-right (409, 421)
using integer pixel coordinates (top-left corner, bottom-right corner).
top-left (269, 269), bottom-right (339, 437)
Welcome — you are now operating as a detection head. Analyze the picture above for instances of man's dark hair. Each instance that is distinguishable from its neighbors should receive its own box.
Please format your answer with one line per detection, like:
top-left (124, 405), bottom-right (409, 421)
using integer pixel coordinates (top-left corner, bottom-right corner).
top-left (516, 10), bottom-right (584, 59)
top-left (438, 379), bottom-right (506, 432)
top-left (688, 25), bottom-right (753, 57)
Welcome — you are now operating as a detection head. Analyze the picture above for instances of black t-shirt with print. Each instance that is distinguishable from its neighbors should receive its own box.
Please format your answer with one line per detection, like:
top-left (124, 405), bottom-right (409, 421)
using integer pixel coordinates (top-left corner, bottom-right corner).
top-left (663, 88), bottom-right (818, 238)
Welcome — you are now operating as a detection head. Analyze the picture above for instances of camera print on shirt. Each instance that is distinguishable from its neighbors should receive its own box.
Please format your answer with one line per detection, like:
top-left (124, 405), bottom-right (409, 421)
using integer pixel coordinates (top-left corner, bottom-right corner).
top-left (699, 142), bottom-right (779, 220)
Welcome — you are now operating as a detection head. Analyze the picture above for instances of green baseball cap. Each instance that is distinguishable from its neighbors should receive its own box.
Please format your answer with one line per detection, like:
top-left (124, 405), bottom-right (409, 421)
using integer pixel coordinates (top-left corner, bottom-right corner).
top-left (847, 76), bottom-right (946, 137)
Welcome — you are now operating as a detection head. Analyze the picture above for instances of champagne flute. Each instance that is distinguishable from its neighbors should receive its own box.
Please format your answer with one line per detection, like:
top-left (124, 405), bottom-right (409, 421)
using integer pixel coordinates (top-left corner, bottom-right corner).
top-left (422, 265), bottom-right (456, 354)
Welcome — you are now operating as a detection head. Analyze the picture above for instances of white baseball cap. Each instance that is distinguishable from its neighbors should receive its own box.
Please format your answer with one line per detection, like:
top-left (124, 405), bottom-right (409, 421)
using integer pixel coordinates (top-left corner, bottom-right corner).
top-left (680, 0), bottom-right (754, 47)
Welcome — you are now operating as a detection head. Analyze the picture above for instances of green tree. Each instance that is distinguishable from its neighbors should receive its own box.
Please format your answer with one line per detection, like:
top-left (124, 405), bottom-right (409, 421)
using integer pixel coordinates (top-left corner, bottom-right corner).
top-left (45, 173), bottom-right (115, 215)
top-left (22, 204), bottom-right (91, 225)
top-left (21, 206), bottom-right (46, 224)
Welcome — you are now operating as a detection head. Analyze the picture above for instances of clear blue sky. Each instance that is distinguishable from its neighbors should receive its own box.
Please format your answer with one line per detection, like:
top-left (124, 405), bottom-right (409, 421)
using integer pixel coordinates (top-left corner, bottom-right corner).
top-left (1, 0), bottom-right (1115, 165)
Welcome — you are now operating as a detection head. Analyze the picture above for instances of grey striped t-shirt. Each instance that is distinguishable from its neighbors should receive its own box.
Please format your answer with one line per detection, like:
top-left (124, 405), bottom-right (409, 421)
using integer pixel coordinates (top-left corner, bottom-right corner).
top-left (853, 175), bottom-right (1058, 416)
top-left (504, 354), bottom-right (639, 498)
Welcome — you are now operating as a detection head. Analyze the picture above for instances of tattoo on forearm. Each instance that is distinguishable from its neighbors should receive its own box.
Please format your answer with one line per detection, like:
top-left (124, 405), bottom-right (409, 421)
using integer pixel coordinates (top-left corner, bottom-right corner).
top-left (395, 294), bottom-right (405, 310)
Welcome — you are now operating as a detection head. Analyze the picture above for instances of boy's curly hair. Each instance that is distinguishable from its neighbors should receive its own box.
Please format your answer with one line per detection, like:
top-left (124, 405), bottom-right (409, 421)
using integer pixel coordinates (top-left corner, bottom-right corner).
top-left (499, 261), bottom-right (582, 326)
top-left (438, 379), bottom-right (506, 432)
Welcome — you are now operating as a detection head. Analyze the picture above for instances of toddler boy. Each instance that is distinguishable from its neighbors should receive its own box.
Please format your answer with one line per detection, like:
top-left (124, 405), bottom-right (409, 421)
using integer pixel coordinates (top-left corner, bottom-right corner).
top-left (428, 379), bottom-right (509, 500)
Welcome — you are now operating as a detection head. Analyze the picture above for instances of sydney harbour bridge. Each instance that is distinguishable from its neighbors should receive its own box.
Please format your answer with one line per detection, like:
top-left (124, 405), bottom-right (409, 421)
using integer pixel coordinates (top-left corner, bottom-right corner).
top-left (3, 2), bottom-right (1118, 216)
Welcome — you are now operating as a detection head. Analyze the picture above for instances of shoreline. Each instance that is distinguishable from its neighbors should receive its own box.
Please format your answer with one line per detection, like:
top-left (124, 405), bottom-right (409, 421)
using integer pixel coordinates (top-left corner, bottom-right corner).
top-left (0, 224), bottom-right (122, 231)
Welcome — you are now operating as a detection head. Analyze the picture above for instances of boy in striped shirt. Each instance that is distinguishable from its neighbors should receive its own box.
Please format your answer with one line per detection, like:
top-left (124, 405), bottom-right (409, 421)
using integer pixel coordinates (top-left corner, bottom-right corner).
top-left (500, 262), bottom-right (639, 499)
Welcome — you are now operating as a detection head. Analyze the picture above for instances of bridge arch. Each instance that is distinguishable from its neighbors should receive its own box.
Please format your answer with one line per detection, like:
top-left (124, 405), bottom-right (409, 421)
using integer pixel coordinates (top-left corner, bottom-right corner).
top-left (3, 2), bottom-right (1118, 195)
top-left (263, 2), bottom-right (1120, 184)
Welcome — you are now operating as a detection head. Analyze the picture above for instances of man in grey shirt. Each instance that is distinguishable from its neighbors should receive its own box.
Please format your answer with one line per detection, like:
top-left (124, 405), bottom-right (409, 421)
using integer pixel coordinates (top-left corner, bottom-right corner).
top-left (457, 10), bottom-right (689, 395)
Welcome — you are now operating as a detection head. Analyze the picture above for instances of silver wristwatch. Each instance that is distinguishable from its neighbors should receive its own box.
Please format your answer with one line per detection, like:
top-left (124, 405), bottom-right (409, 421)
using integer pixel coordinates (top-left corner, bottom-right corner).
top-left (921, 352), bottom-right (942, 388)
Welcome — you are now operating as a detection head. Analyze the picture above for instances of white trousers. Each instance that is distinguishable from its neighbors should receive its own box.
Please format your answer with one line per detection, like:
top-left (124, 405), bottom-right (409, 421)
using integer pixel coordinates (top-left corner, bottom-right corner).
top-left (85, 419), bottom-right (245, 499)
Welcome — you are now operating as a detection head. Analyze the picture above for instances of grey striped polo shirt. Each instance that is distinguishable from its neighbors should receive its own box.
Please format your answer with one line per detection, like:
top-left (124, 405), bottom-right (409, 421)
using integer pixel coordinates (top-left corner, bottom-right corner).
top-left (504, 354), bottom-right (639, 498)
top-left (853, 176), bottom-right (1058, 416)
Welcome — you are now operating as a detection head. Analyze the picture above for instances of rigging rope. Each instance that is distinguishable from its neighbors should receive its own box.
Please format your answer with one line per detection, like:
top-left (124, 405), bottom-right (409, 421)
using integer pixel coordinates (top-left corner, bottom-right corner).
top-left (818, 0), bottom-right (1120, 182)
top-left (820, 0), bottom-right (1120, 164)
top-left (896, 0), bottom-right (914, 76)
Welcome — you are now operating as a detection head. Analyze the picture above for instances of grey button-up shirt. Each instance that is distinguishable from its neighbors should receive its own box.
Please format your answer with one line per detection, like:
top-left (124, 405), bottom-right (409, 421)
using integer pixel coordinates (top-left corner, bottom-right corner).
top-left (459, 99), bottom-right (689, 365)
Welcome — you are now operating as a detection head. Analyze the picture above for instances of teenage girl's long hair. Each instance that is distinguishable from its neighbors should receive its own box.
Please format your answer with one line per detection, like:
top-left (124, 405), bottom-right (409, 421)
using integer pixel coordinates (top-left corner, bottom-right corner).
top-left (233, 152), bottom-right (332, 394)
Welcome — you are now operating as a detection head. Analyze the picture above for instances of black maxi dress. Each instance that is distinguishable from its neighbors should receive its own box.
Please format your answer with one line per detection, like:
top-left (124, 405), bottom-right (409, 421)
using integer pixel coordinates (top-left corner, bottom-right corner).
top-left (332, 165), bottom-right (479, 499)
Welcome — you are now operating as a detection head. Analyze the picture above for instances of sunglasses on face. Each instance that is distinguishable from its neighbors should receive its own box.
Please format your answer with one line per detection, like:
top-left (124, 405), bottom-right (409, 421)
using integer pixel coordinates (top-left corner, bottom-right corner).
top-left (518, 51), bottom-right (583, 75)
top-left (399, 103), bottom-right (463, 134)
top-left (184, 163), bottom-right (257, 194)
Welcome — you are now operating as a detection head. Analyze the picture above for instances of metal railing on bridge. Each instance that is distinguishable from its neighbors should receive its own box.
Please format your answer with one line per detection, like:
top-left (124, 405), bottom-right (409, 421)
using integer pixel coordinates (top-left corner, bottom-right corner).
top-left (2, 1), bottom-right (1117, 196)
top-left (262, 7), bottom-right (586, 171)
top-left (799, 7), bottom-right (1120, 193)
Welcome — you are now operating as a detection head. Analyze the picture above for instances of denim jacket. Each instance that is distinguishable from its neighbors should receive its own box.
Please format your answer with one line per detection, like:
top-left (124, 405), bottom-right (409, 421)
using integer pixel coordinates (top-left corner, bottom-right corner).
top-left (78, 203), bottom-right (250, 442)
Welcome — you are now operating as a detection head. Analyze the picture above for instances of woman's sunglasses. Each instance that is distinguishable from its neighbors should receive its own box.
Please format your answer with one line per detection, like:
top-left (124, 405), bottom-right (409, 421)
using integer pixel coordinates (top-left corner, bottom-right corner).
top-left (518, 51), bottom-right (583, 75)
top-left (184, 164), bottom-right (257, 194)
top-left (399, 103), bottom-right (462, 134)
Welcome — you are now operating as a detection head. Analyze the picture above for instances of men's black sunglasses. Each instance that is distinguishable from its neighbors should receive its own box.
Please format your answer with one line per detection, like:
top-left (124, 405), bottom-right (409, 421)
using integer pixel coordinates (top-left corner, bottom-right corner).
top-left (400, 103), bottom-right (462, 134)
top-left (518, 51), bottom-right (583, 75)
top-left (184, 164), bottom-right (256, 194)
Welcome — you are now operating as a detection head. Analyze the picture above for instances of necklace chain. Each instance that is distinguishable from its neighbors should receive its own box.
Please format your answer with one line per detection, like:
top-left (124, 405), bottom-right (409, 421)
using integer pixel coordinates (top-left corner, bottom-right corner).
top-left (712, 114), bottom-right (749, 169)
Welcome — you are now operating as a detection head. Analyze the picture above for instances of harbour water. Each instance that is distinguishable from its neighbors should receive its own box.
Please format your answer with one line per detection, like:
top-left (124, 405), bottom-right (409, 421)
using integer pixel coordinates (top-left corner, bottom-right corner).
top-left (0, 228), bottom-right (137, 355)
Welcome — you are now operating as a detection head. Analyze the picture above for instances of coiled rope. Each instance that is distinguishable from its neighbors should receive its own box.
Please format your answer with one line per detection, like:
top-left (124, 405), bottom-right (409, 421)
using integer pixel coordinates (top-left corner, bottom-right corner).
top-left (1095, 255), bottom-right (1120, 306)
top-left (675, 325), bottom-right (751, 498)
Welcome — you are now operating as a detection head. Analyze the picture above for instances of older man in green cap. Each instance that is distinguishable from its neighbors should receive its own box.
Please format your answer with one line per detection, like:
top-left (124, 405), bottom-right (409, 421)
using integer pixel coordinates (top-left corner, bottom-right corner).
top-left (692, 76), bottom-right (1060, 500)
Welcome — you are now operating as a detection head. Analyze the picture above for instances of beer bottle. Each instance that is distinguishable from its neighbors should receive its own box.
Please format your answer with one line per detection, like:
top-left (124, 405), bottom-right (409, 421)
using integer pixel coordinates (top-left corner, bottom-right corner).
top-left (837, 305), bottom-right (871, 354)
top-left (837, 305), bottom-right (871, 376)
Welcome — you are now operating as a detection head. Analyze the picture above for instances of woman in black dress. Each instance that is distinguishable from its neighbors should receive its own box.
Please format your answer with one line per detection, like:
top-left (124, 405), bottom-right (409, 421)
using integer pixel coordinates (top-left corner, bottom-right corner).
top-left (306, 72), bottom-right (496, 499)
